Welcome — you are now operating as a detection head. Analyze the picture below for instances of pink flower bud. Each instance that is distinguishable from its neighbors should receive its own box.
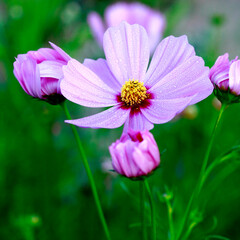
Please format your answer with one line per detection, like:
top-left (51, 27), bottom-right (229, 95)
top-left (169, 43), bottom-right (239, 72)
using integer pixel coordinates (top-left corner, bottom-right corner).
top-left (109, 129), bottom-right (160, 178)
top-left (210, 53), bottom-right (240, 104)
top-left (13, 42), bottom-right (71, 105)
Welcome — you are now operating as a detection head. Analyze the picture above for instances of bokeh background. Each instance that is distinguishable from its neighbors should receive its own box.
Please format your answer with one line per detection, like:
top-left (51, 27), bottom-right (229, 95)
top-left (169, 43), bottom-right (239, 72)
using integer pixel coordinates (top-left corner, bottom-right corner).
top-left (1, 0), bottom-right (240, 239)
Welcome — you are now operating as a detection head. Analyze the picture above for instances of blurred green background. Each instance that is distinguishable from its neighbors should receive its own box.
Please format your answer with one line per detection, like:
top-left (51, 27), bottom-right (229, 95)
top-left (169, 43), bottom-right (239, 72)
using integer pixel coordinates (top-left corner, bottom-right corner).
top-left (1, 0), bottom-right (240, 239)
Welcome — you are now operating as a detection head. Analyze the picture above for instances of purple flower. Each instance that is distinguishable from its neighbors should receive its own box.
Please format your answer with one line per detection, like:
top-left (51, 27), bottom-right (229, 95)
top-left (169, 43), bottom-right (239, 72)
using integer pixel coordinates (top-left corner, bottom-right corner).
top-left (61, 22), bottom-right (213, 132)
top-left (13, 43), bottom-right (71, 105)
top-left (87, 2), bottom-right (166, 53)
top-left (210, 53), bottom-right (240, 103)
top-left (109, 129), bottom-right (160, 178)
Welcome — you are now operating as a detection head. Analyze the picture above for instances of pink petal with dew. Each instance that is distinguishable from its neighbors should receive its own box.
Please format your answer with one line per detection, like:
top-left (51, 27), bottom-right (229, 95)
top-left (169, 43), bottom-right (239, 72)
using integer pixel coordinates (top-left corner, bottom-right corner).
top-left (107, 2), bottom-right (165, 53)
top-left (103, 21), bottom-right (149, 84)
top-left (141, 97), bottom-right (194, 124)
top-left (65, 105), bottom-right (130, 129)
top-left (38, 60), bottom-right (65, 80)
top-left (61, 59), bottom-right (117, 108)
top-left (83, 58), bottom-right (121, 92)
top-left (229, 60), bottom-right (240, 95)
top-left (145, 35), bottom-right (195, 88)
top-left (123, 112), bottom-right (154, 133)
top-left (104, 0), bottom-right (166, 55)
top-left (87, 12), bottom-right (106, 46)
top-left (20, 57), bottom-right (42, 98)
top-left (150, 56), bottom-right (213, 105)
top-left (49, 42), bottom-right (71, 62)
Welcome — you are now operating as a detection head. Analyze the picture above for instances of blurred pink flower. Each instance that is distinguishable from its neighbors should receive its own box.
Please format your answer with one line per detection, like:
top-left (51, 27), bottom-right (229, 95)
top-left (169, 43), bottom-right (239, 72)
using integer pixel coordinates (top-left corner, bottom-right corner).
top-left (13, 43), bottom-right (71, 105)
top-left (61, 22), bottom-right (213, 132)
top-left (87, 2), bottom-right (166, 53)
top-left (109, 129), bottom-right (160, 178)
top-left (210, 53), bottom-right (240, 103)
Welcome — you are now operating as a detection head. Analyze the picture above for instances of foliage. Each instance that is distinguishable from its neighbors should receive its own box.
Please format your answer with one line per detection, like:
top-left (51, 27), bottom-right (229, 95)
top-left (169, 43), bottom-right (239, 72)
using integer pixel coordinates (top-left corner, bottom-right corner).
top-left (1, 0), bottom-right (240, 239)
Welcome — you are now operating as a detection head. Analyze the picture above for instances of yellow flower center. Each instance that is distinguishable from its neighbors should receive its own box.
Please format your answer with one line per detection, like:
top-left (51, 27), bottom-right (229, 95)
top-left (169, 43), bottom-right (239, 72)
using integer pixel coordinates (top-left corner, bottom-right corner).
top-left (121, 79), bottom-right (148, 106)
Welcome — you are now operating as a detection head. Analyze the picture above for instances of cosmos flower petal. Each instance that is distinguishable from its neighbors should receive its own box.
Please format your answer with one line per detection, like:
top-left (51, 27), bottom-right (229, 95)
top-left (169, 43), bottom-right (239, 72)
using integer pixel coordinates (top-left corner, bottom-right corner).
top-left (38, 60), bottom-right (64, 80)
top-left (112, 143), bottom-right (129, 176)
top-left (105, 1), bottom-right (165, 53)
top-left (150, 56), bottom-right (213, 105)
top-left (209, 53), bottom-right (230, 86)
top-left (89, 2), bottom-right (165, 53)
top-left (145, 35), bottom-right (195, 87)
top-left (20, 57), bottom-right (42, 98)
top-left (141, 97), bottom-right (194, 124)
top-left (65, 106), bottom-right (130, 129)
top-left (133, 146), bottom-right (155, 174)
top-left (109, 130), bottom-right (160, 178)
top-left (109, 144), bottom-right (125, 175)
top-left (87, 12), bottom-right (106, 46)
top-left (105, 2), bottom-right (165, 53)
top-left (83, 58), bottom-right (121, 92)
top-left (123, 112), bottom-right (154, 133)
top-left (103, 21), bottom-right (149, 84)
top-left (27, 48), bottom-right (59, 62)
top-left (49, 42), bottom-right (71, 62)
top-left (13, 43), bottom-right (68, 104)
top-left (229, 60), bottom-right (240, 95)
top-left (125, 143), bottom-right (141, 177)
top-left (115, 142), bottom-right (137, 177)
top-left (41, 78), bottom-right (60, 96)
top-left (61, 59), bottom-right (118, 108)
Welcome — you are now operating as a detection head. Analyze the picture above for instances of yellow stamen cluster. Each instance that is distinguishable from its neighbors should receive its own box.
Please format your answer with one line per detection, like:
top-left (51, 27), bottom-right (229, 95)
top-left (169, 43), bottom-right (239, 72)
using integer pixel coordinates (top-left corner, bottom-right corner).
top-left (121, 79), bottom-right (148, 106)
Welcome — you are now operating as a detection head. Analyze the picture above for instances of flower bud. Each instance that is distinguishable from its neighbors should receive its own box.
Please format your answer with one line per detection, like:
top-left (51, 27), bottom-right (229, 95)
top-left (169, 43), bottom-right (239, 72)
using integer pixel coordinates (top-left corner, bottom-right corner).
top-left (109, 129), bottom-right (160, 178)
top-left (209, 53), bottom-right (240, 104)
top-left (13, 42), bottom-right (71, 105)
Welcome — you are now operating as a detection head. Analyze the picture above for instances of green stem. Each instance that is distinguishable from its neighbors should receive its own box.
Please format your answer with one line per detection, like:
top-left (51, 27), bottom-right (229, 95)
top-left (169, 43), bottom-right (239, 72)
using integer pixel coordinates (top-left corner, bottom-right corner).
top-left (165, 196), bottom-right (174, 240)
top-left (140, 181), bottom-right (147, 240)
top-left (177, 103), bottom-right (226, 240)
top-left (61, 101), bottom-right (111, 240)
top-left (144, 180), bottom-right (156, 240)
top-left (181, 222), bottom-right (198, 240)
top-left (197, 103), bottom-right (227, 196)
top-left (201, 154), bottom-right (232, 189)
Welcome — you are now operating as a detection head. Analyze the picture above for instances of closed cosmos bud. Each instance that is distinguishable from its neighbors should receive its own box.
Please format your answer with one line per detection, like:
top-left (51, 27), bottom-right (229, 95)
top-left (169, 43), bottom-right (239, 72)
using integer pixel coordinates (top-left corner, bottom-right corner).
top-left (109, 129), bottom-right (160, 178)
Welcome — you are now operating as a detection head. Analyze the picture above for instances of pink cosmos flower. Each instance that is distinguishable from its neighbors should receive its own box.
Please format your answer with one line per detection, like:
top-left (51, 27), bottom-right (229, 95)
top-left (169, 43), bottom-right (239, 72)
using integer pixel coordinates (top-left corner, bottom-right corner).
top-left (109, 129), bottom-right (160, 178)
top-left (87, 2), bottom-right (166, 53)
top-left (210, 53), bottom-right (240, 102)
top-left (13, 43), bottom-right (71, 105)
top-left (61, 22), bottom-right (213, 132)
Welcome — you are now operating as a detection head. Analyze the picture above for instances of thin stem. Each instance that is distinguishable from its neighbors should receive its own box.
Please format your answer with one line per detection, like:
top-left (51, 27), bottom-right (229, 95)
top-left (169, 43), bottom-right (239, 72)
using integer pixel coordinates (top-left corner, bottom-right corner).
top-left (165, 197), bottom-right (174, 240)
top-left (181, 222), bottom-right (197, 240)
top-left (197, 103), bottom-right (227, 196)
top-left (177, 103), bottom-right (226, 240)
top-left (201, 154), bottom-right (232, 189)
top-left (140, 181), bottom-right (147, 240)
top-left (144, 180), bottom-right (156, 240)
top-left (61, 101), bottom-right (111, 240)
